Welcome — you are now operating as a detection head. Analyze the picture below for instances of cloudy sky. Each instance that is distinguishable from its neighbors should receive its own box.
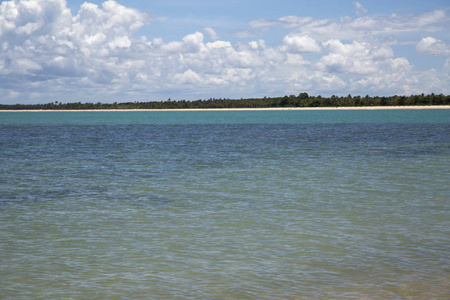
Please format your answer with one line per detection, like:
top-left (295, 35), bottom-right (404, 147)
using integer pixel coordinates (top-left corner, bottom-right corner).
top-left (1, 0), bottom-right (449, 104)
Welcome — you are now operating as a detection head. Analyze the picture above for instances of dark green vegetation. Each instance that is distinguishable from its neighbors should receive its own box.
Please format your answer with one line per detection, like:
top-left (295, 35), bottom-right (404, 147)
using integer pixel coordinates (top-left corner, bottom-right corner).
top-left (1, 93), bottom-right (449, 110)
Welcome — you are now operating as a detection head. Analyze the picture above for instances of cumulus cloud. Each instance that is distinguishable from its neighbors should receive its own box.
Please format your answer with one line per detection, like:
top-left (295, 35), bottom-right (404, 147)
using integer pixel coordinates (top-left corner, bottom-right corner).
top-left (0, 0), bottom-right (148, 83)
top-left (206, 40), bottom-right (231, 49)
top-left (318, 40), bottom-right (394, 74)
top-left (281, 35), bottom-right (322, 53)
top-left (182, 31), bottom-right (204, 52)
top-left (174, 69), bottom-right (202, 84)
top-left (0, 0), bottom-right (449, 103)
top-left (416, 37), bottom-right (450, 56)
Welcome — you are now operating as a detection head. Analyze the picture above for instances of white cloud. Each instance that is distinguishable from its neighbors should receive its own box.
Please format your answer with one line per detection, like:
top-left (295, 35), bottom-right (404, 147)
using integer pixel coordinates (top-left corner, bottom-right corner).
top-left (182, 31), bottom-right (204, 52)
top-left (0, 0), bottom-right (147, 78)
top-left (281, 34), bottom-right (322, 53)
top-left (0, 0), bottom-right (449, 103)
top-left (252, 9), bottom-right (450, 42)
top-left (11, 58), bottom-right (43, 74)
top-left (445, 58), bottom-right (450, 72)
top-left (226, 48), bottom-right (264, 68)
top-left (0, 0), bottom-right (72, 45)
top-left (160, 31), bottom-right (206, 54)
top-left (174, 69), bottom-right (202, 84)
top-left (318, 40), bottom-right (395, 74)
top-left (203, 27), bottom-right (219, 40)
top-left (249, 18), bottom-right (279, 30)
top-left (278, 16), bottom-right (314, 27)
top-left (248, 40), bottom-right (259, 50)
top-left (108, 36), bottom-right (131, 49)
top-left (8, 90), bottom-right (20, 98)
top-left (353, 62), bottom-right (448, 96)
top-left (206, 41), bottom-right (231, 49)
top-left (322, 39), bottom-right (365, 56)
top-left (232, 30), bottom-right (253, 39)
top-left (354, 2), bottom-right (367, 16)
top-left (416, 37), bottom-right (450, 56)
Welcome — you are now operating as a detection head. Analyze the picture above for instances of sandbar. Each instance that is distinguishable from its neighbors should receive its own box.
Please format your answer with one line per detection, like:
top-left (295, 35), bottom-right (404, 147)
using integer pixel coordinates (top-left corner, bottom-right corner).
top-left (1, 105), bottom-right (449, 112)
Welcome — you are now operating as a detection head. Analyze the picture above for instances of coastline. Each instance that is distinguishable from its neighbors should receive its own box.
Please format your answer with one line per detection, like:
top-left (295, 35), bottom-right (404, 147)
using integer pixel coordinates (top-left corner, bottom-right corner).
top-left (0, 105), bottom-right (449, 112)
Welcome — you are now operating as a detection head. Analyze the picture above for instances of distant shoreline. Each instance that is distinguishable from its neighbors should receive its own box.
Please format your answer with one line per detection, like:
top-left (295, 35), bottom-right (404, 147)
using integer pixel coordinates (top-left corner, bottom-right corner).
top-left (1, 105), bottom-right (449, 112)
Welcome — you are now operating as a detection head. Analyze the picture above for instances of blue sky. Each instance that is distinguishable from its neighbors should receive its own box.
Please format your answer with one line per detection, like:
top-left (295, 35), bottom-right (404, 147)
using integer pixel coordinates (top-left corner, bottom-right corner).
top-left (1, 0), bottom-right (449, 104)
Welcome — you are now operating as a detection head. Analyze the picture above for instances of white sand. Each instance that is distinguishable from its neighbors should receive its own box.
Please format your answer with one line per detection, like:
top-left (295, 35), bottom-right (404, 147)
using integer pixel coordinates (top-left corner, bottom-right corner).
top-left (1, 105), bottom-right (449, 112)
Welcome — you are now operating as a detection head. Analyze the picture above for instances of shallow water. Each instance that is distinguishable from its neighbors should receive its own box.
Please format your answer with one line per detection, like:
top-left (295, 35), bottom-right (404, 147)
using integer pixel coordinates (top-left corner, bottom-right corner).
top-left (1, 110), bottom-right (449, 299)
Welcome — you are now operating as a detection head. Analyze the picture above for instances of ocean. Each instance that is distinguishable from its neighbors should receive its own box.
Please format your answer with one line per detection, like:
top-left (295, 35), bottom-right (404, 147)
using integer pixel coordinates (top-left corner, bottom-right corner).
top-left (1, 109), bottom-right (449, 299)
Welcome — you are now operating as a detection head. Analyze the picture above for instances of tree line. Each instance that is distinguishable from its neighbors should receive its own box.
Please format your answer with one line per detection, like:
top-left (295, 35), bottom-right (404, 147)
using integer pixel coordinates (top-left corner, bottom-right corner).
top-left (1, 93), bottom-right (449, 110)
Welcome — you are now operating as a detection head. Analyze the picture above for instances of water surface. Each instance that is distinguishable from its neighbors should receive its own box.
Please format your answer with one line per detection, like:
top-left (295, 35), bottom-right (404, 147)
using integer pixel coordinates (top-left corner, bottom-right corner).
top-left (1, 110), bottom-right (449, 299)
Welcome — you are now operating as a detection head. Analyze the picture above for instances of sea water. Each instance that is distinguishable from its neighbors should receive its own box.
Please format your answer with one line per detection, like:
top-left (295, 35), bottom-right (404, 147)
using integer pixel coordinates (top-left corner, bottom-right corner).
top-left (1, 110), bottom-right (449, 299)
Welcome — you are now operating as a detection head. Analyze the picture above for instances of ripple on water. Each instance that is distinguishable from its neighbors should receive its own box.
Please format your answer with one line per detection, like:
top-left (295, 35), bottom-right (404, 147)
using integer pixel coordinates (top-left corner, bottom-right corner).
top-left (1, 113), bottom-right (449, 298)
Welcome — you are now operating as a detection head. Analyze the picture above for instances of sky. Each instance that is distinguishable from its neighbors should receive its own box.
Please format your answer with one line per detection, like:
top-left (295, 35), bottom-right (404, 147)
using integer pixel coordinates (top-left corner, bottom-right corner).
top-left (0, 0), bottom-right (449, 104)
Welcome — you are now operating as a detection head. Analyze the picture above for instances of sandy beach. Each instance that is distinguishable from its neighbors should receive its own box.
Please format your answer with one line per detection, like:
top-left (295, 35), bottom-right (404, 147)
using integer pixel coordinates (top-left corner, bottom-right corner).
top-left (1, 105), bottom-right (449, 112)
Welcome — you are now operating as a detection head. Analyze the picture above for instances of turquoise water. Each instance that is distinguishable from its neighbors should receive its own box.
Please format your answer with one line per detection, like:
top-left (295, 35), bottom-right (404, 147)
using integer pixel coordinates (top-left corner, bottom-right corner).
top-left (0, 109), bottom-right (449, 125)
top-left (1, 110), bottom-right (449, 299)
